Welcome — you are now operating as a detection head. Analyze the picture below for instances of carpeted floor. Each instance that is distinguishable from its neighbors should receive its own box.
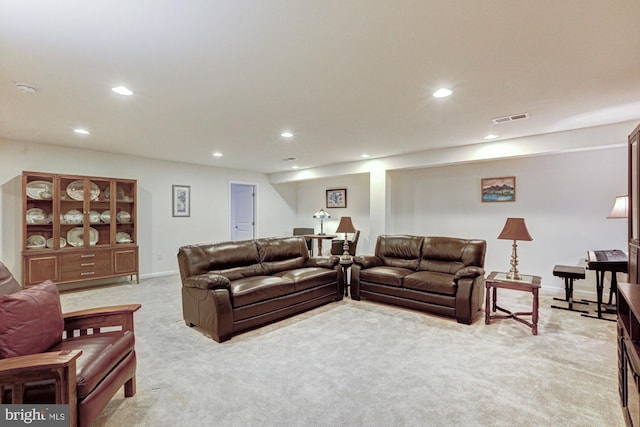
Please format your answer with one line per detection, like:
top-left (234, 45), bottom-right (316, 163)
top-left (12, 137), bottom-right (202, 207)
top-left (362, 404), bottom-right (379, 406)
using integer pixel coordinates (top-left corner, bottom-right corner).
top-left (59, 274), bottom-right (625, 427)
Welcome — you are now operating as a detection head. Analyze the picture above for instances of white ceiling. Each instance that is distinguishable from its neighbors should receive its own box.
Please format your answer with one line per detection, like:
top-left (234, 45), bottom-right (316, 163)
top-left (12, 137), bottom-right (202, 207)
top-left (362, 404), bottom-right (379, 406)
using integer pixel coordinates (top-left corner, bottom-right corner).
top-left (1, 1), bottom-right (640, 174)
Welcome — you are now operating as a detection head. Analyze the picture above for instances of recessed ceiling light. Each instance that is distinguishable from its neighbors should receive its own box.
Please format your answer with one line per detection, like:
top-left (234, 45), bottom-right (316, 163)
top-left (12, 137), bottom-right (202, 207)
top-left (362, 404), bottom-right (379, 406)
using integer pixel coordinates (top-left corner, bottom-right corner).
top-left (212, 152), bottom-right (223, 158)
top-left (432, 88), bottom-right (452, 98)
top-left (360, 154), bottom-right (370, 158)
top-left (291, 165), bottom-right (299, 169)
top-left (73, 128), bottom-right (90, 135)
top-left (281, 131), bottom-right (294, 138)
top-left (484, 134), bottom-right (498, 140)
top-left (16, 83), bottom-right (37, 94)
top-left (112, 86), bottom-right (134, 96)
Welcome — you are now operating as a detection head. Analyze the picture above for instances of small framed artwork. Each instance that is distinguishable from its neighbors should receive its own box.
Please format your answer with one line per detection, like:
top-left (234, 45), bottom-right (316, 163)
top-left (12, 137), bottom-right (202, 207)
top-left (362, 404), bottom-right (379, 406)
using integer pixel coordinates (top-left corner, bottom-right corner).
top-left (326, 188), bottom-right (347, 208)
top-left (481, 176), bottom-right (516, 202)
top-left (172, 185), bottom-right (191, 217)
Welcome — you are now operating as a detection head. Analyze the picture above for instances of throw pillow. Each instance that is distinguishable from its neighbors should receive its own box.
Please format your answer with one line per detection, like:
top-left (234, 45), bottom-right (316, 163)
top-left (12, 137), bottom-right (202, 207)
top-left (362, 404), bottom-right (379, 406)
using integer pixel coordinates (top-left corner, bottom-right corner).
top-left (0, 280), bottom-right (64, 358)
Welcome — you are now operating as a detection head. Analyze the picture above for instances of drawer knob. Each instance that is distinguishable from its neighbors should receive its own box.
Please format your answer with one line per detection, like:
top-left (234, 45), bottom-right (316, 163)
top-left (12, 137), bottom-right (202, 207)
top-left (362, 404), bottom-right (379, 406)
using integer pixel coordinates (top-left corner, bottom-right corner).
top-left (80, 262), bottom-right (95, 267)
top-left (80, 254), bottom-right (95, 258)
top-left (80, 272), bottom-right (95, 276)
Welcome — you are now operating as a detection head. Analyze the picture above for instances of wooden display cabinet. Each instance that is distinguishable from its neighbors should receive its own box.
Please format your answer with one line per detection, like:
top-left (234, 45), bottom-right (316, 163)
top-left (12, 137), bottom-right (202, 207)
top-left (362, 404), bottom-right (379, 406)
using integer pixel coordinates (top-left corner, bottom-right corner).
top-left (22, 171), bottom-right (138, 287)
top-left (630, 123), bottom-right (640, 284)
top-left (621, 122), bottom-right (640, 426)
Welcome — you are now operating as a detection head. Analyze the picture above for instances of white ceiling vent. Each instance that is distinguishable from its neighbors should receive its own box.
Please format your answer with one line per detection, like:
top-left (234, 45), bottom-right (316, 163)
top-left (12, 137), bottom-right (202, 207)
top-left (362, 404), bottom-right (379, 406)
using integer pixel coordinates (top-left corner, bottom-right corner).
top-left (492, 113), bottom-right (529, 124)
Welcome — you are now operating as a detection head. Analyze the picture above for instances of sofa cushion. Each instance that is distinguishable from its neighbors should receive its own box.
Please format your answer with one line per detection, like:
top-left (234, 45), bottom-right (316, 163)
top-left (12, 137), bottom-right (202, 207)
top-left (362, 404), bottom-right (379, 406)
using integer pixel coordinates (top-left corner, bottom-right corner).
top-left (54, 330), bottom-right (135, 398)
top-left (376, 235), bottom-right (423, 270)
top-left (257, 237), bottom-right (308, 275)
top-left (404, 271), bottom-right (457, 296)
top-left (0, 280), bottom-right (63, 359)
top-left (178, 240), bottom-right (262, 280)
top-left (206, 240), bottom-right (263, 280)
top-left (420, 237), bottom-right (486, 274)
top-left (230, 276), bottom-right (295, 307)
top-left (274, 267), bottom-right (337, 292)
top-left (360, 266), bottom-right (414, 288)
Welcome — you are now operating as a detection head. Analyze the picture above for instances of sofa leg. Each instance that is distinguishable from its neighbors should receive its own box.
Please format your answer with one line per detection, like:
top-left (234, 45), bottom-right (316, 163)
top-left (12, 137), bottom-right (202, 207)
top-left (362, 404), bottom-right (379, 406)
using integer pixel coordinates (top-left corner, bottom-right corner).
top-left (124, 376), bottom-right (136, 398)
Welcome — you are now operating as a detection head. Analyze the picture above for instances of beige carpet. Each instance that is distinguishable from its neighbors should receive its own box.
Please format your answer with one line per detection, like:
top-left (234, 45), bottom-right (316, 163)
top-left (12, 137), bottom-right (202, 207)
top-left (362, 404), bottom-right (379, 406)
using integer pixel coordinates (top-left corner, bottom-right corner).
top-left (59, 274), bottom-right (625, 427)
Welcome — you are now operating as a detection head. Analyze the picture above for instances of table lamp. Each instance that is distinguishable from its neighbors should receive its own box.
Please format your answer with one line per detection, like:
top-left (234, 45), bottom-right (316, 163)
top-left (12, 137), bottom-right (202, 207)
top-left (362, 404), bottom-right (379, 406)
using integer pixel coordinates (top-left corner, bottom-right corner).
top-left (497, 217), bottom-right (533, 280)
top-left (607, 195), bottom-right (628, 219)
top-left (313, 209), bottom-right (331, 235)
top-left (335, 216), bottom-right (356, 261)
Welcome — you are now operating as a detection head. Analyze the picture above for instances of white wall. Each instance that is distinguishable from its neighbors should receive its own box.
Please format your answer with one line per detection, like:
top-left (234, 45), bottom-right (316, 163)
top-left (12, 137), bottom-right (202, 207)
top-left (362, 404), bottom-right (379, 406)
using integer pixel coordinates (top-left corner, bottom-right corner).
top-left (388, 147), bottom-right (628, 294)
top-left (291, 147), bottom-right (627, 295)
top-left (295, 173), bottom-right (371, 255)
top-left (0, 138), bottom-right (298, 280)
top-left (1, 137), bottom-right (629, 296)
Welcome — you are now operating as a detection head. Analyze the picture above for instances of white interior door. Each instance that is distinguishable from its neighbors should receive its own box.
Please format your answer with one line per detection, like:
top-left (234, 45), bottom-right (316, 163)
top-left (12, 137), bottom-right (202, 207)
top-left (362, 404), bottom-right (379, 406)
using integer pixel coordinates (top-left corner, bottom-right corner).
top-left (230, 183), bottom-right (255, 240)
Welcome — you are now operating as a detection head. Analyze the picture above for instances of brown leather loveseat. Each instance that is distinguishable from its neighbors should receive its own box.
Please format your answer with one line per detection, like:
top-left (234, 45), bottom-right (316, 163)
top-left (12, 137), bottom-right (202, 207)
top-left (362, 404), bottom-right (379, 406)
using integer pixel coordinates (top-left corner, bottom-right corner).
top-left (178, 236), bottom-right (343, 342)
top-left (351, 235), bottom-right (486, 324)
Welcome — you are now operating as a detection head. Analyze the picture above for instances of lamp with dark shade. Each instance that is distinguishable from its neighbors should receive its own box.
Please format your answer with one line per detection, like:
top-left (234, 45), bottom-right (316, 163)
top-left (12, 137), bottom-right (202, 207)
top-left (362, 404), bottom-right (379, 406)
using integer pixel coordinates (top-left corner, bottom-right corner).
top-left (335, 216), bottom-right (356, 261)
top-left (607, 195), bottom-right (628, 219)
top-left (497, 217), bottom-right (533, 280)
top-left (313, 209), bottom-right (331, 235)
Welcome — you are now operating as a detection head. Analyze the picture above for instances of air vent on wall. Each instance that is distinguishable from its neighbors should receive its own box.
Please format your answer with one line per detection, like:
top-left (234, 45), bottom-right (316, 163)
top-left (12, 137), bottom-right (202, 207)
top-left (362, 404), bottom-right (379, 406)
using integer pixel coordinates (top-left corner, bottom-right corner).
top-left (492, 113), bottom-right (529, 124)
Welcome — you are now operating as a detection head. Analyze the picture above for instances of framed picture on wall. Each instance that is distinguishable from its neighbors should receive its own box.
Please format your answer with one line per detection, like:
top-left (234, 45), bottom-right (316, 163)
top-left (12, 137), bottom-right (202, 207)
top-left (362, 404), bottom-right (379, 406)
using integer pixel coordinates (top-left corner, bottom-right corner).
top-left (172, 185), bottom-right (191, 217)
top-left (481, 176), bottom-right (516, 202)
top-left (326, 188), bottom-right (347, 208)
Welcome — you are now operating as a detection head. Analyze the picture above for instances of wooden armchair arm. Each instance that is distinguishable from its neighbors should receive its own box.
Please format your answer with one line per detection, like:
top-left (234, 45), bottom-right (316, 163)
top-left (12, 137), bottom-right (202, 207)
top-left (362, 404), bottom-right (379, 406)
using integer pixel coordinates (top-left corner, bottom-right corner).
top-left (63, 304), bottom-right (141, 338)
top-left (0, 349), bottom-right (82, 422)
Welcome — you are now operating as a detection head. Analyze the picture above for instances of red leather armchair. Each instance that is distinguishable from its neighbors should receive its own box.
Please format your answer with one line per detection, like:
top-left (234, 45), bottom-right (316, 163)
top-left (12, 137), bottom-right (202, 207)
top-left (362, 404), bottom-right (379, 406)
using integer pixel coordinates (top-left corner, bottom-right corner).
top-left (0, 262), bottom-right (141, 427)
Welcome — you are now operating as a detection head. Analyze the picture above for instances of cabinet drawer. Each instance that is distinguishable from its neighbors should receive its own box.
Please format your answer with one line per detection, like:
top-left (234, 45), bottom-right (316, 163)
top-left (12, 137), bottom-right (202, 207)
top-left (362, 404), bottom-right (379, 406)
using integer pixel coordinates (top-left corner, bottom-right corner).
top-left (60, 252), bottom-right (112, 281)
top-left (60, 251), bottom-right (111, 271)
top-left (60, 268), bottom-right (111, 281)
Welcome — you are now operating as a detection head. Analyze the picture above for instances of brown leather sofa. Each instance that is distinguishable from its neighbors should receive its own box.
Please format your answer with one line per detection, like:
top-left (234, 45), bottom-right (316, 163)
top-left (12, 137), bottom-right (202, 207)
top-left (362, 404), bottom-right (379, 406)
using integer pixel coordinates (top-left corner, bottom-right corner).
top-left (178, 236), bottom-right (343, 342)
top-left (0, 261), bottom-right (140, 427)
top-left (351, 235), bottom-right (486, 324)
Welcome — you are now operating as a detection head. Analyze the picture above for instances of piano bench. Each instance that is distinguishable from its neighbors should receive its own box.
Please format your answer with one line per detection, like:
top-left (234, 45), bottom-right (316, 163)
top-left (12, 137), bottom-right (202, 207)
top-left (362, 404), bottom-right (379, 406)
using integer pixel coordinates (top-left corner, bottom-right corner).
top-left (551, 265), bottom-right (589, 313)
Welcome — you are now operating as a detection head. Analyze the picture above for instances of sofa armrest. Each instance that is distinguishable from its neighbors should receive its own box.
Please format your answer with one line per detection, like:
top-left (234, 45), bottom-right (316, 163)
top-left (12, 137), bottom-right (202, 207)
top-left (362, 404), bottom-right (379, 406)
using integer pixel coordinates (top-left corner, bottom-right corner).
top-left (454, 266), bottom-right (485, 281)
top-left (455, 274), bottom-right (485, 324)
top-left (63, 304), bottom-right (141, 336)
top-left (183, 273), bottom-right (231, 290)
top-left (305, 256), bottom-right (340, 268)
top-left (353, 255), bottom-right (383, 269)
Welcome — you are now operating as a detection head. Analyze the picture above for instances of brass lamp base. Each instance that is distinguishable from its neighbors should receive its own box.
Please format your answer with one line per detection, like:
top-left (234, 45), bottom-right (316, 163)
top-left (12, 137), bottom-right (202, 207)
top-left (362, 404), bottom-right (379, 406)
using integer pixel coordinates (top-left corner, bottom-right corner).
top-left (506, 240), bottom-right (522, 280)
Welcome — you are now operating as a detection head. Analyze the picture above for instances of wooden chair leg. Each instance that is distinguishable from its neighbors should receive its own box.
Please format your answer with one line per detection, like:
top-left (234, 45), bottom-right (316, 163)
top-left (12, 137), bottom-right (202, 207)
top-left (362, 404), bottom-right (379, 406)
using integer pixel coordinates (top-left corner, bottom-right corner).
top-left (124, 376), bottom-right (136, 397)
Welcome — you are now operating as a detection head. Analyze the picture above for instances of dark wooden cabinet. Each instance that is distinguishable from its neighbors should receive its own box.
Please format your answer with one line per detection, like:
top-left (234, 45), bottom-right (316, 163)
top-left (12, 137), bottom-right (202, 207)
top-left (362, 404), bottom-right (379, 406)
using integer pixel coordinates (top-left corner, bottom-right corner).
top-left (630, 123), bottom-right (640, 284)
top-left (619, 283), bottom-right (640, 426)
top-left (621, 123), bottom-right (640, 426)
top-left (22, 171), bottom-right (139, 287)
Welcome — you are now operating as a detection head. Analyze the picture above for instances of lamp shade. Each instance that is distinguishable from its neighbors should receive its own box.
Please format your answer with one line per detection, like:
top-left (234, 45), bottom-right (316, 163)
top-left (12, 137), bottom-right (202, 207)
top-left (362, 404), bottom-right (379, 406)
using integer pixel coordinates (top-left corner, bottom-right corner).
top-left (607, 195), bottom-right (628, 219)
top-left (336, 216), bottom-right (356, 234)
top-left (497, 217), bottom-right (533, 241)
top-left (313, 209), bottom-right (331, 219)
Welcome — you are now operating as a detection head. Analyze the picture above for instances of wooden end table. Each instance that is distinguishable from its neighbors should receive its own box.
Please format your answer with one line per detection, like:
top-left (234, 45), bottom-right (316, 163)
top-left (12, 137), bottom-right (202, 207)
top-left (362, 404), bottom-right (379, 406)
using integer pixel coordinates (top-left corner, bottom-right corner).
top-left (485, 271), bottom-right (542, 335)
top-left (303, 234), bottom-right (337, 256)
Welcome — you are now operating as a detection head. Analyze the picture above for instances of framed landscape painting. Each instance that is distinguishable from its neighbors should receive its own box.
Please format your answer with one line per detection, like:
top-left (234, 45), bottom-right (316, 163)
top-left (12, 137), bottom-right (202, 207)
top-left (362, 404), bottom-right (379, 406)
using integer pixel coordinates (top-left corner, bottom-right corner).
top-left (481, 176), bottom-right (516, 202)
